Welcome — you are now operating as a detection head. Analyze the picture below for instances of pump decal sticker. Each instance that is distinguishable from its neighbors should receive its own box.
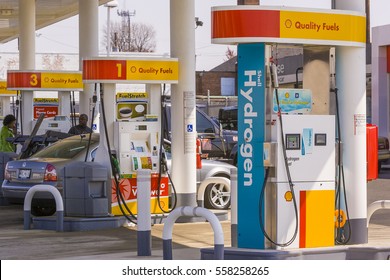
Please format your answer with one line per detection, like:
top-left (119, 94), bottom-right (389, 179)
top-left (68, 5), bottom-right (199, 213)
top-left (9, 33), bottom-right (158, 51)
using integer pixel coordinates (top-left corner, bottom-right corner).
top-left (299, 191), bottom-right (307, 248)
top-left (299, 190), bottom-right (335, 248)
top-left (302, 128), bottom-right (313, 155)
top-left (273, 88), bottom-right (312, 114)
top-left (354, 114), bottom-right (366, 136)
top-left (111, 176), bottom-right (169, 215)
top-left (33, 98), bottom-right (59, 119)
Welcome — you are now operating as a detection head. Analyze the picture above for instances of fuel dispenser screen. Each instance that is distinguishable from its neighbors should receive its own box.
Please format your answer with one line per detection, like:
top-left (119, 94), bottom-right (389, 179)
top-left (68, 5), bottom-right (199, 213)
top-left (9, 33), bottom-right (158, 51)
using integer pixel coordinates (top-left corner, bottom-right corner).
top-left (315, 133), bottom-right (327, 146)
top-left (285, 134), bottom-right (300, 150)
top-left (136, 125), bottom-right (147, 131)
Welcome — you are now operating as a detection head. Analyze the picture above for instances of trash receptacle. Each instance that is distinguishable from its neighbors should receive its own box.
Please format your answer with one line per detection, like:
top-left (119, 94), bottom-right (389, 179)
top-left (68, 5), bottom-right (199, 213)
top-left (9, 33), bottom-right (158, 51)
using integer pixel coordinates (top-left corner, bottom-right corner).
top-left (61, 162), bottom-right (110, 217)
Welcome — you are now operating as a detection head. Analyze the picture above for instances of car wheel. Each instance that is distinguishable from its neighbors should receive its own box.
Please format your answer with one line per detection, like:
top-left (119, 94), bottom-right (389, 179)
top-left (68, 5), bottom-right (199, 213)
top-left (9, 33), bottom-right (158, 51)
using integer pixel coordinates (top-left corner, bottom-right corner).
top-left (204, 182), bottom-right (231, 210)
top-left (31, 204), bottom-right (56, 216)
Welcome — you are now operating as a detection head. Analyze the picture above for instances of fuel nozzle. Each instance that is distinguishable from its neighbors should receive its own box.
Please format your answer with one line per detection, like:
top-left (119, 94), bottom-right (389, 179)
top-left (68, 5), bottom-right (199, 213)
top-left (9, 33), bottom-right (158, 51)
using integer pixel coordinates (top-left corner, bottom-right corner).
top-left (330, 51), bottom-right (336, 92)
top-left (269, 63), bottom-right (279, 89)
top-left (160, 147), bottom-right (168, 172)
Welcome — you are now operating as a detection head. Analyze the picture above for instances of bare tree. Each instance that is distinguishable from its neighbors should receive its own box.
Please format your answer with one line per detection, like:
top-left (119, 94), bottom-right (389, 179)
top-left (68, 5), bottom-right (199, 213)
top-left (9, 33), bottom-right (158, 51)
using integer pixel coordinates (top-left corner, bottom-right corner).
top-left (104, 21), bottom-right (156, 53)
top-left (131, 22), bottom-right (156, 52)
top-left (225, 46), bottom-right (236, 61)
top-left (41, 54), bottom-right (65, 70)
top-left (6, 57), bottom-right (18, 70)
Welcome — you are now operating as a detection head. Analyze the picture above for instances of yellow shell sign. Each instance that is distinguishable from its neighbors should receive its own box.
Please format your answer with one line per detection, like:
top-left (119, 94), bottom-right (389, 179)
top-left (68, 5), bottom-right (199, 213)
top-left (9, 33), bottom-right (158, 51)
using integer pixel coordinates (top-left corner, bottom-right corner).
top-left (83, 58), bottom-right (179, 83)
top-left (0, 81), bottom-right (17, 96)
top-left (280, 10), bottom-right (365, 44)
top-left (211, 7), bottom-right (366, 47)
top-left (7, 71), bottom-right (83, 91)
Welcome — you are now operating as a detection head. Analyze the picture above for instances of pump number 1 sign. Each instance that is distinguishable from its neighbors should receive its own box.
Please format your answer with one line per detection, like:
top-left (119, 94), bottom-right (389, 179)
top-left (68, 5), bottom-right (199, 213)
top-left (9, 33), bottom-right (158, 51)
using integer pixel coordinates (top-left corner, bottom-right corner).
top-left (83, 58), bottom-right (179, 84)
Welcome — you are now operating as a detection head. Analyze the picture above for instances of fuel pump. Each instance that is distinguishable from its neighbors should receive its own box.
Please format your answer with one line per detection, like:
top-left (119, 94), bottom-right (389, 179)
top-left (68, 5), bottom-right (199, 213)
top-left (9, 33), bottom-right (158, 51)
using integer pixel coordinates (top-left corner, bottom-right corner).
top-left (112, 89), bottom-right (170, 216)
top-left (82, 57), bottom-right (180, 218)
top-left (261, 47), bottom-right (337, 249)
top-left (214, 5), bottom-right (368, 255)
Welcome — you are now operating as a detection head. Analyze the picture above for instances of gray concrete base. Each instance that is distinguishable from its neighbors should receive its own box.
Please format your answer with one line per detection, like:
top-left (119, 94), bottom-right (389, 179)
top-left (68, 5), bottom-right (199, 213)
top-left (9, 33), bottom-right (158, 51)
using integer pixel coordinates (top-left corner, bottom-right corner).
top-left (32, 216), bottom-right (126, 232)
top-left (0, 197), bottom-right (11, 206)
top-left (0, 189), bottom-right (11, 206)
top-left (347, 246), bottom-right (390, 260)
top-left (231, 224), bottom-right (238, 247)
top-left (343, 218), bottom-right (368, 244)
top-left (201, 246), bottom-right (390, 260)
top-left (137, 230), bottom-right (151, 256)
top-left (31, 210), bottom-right (228, 231)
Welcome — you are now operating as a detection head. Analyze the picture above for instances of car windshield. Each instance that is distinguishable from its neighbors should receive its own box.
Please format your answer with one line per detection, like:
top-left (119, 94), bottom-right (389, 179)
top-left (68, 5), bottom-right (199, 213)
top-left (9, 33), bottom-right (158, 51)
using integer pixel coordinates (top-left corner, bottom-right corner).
top-left (32, 137), bottom-right (98, 159)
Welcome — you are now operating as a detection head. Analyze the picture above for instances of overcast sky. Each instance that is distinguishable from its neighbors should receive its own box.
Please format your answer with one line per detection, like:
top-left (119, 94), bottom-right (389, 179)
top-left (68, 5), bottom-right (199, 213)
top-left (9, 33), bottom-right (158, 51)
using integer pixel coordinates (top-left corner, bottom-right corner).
top-left (0, 0), bottom-right (389, 71)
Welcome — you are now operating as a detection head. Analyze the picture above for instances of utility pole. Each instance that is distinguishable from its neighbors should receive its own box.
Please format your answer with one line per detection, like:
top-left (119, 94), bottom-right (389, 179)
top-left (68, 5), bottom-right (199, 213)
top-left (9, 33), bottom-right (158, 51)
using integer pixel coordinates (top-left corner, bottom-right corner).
top-left (105, 1), bottom-right (118, 56)
top-left (117, 9), bottom-right (136, 51)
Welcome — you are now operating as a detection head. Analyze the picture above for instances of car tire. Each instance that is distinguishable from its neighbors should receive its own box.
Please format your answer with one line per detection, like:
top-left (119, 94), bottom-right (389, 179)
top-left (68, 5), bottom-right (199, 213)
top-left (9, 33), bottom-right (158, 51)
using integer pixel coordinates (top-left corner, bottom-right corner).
top-left (31, 203), bottom-right (56, 217)
top-left (204, 181), bottom-right (231, 210)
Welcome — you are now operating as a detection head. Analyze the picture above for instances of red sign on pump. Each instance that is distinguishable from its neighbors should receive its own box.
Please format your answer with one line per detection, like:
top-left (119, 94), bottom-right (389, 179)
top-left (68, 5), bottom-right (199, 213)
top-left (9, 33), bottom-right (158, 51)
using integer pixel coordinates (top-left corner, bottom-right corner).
top-left (387, 46), bottom-right (390, 73)
top-left (33, 106), bottom-right (59, 119)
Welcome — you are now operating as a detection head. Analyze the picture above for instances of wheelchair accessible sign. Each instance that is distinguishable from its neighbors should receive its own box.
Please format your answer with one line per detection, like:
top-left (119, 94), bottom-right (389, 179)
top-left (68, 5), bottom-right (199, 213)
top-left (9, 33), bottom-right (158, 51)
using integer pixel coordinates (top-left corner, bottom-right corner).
top-left (187, 124), bottom-right (194, 132)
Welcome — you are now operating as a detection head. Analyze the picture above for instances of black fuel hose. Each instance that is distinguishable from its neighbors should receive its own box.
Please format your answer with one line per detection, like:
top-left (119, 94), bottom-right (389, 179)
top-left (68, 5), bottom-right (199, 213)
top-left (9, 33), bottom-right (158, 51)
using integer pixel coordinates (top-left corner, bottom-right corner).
top-left (333, 87), bottom-right (351, 244)
top-left (99, 83), bottom-right (137, 223)
top-left (258, 65), bottom-right (299, 247)
top-left (156, 88), bottom-right (177, 213)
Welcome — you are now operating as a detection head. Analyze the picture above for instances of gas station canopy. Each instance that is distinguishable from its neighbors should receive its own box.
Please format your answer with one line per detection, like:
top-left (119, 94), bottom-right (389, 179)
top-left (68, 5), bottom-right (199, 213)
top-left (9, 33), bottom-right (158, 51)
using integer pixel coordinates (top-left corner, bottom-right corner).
top-left (0, 0), bottom-right (111, 44)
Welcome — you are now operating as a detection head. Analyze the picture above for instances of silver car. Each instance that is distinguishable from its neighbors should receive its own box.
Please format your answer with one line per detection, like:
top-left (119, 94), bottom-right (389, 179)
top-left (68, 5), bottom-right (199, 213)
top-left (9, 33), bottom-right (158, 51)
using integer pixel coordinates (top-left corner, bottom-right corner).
top-left (2, 134), bottom-right (233, 216)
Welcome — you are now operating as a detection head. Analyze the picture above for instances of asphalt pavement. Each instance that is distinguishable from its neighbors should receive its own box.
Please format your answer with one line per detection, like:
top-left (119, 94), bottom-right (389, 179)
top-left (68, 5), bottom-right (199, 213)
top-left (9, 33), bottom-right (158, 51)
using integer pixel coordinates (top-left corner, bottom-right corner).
top-left (0, 169), bottom-right (390, 260)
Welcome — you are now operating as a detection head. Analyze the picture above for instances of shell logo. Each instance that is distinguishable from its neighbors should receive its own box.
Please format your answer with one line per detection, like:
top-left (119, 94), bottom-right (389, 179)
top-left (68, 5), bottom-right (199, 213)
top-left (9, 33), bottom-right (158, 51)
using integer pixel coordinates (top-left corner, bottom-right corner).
top-left (285, 19), bottom-right (292, 29)
top-left (284, 191), bottom-right (293, 202)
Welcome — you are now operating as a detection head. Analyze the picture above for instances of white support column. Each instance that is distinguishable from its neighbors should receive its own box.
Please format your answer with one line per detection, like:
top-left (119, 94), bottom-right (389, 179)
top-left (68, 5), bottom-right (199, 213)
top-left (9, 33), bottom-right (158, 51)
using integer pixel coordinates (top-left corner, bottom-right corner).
top-left (0, 97), bottom-right (11, 117)
top-left (371, 24), bottom-right (390, 139)
top-left (58, 91), bottom-right (71, 117)
top-left (79, 0), bottom-right (99, 118)
top-left (335, 0), bottom-right (367, 245)
top-left (146, 84), bottom-right (161, 118)
top-left (19, 0), bottom-right (36, 135)
top-left (170, 0), bottom-right (197, 208)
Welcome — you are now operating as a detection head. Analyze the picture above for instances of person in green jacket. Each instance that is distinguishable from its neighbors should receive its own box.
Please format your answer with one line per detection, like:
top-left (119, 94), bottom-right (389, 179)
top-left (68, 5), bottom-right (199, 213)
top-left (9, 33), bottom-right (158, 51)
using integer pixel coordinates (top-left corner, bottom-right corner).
top-left (0, 114), bottom-right (16, 152)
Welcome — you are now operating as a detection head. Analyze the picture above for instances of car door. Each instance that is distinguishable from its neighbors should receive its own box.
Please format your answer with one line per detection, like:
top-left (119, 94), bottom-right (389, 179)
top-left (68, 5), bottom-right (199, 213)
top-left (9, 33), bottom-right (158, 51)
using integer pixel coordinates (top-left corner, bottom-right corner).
top-left (196, 109), bottom-right (226, 159)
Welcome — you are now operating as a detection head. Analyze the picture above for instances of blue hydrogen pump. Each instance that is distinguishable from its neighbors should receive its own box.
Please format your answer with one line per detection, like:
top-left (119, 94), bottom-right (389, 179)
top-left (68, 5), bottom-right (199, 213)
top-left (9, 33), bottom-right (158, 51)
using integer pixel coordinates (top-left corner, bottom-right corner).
top-left (237, 43), bottom-right (337, 250)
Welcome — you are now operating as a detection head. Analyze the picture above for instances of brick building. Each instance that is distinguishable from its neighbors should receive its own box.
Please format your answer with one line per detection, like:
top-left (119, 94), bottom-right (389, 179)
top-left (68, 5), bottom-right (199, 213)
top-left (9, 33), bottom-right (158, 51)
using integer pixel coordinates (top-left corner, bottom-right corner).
top-left (196, 57), bottom-right (237, 97)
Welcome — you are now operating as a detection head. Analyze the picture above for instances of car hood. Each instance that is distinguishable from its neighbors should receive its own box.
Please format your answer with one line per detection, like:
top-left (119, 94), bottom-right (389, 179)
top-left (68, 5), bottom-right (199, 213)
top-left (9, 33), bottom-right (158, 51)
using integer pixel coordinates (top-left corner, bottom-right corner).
top-left (201, 159), bottom-right (236, 169)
